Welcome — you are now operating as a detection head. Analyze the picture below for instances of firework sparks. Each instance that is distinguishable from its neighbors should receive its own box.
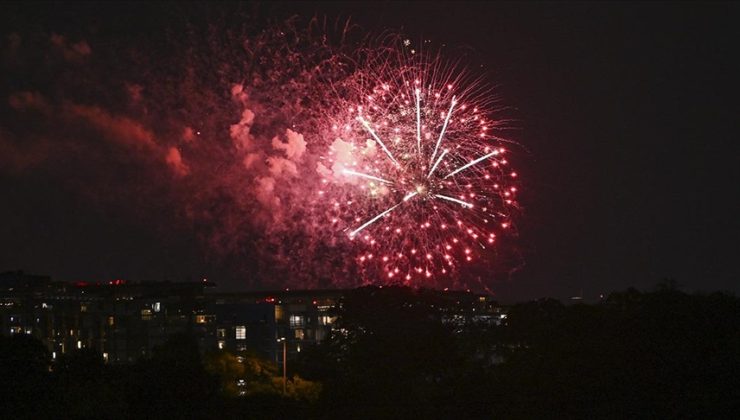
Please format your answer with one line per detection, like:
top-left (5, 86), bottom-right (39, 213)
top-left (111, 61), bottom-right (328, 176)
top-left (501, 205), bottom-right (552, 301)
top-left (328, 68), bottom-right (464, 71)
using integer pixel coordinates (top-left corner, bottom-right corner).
top-left (434, 194), bottom-right (473, 208)
top-left (319, 43), bottom-right (518, 286)
top-left (358, 116), bottom-right (400, 166)
top-left (443, 149), bottom-right (501, 179)
top-left (342, 169), bottom-right (394, 185)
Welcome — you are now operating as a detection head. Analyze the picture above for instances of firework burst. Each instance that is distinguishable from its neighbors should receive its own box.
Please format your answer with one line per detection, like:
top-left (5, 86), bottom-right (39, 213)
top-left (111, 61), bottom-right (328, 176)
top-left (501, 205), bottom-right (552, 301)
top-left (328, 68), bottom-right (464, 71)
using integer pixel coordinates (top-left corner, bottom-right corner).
top-left (318, 43), bottom-right (519, 286)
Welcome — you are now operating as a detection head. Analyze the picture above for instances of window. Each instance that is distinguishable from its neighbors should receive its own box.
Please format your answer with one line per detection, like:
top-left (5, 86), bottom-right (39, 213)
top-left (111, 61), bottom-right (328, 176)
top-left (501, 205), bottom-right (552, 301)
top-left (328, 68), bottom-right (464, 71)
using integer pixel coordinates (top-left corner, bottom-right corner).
top-left (153, 302), bottom-right (161, 312)
top-left (218, 341), bottom-right (225, 350)
top-left (141, 309), bottom-right (152, 320)
top-left (289, 315), bottom-right (304, 328)
top-left (107, 316), bottom-right (115, 327)
top-left (80, 304), bottom-right (87, 312)
top-left (217, 328), bottom-right (226, 338)
top-left (195, 315), bottom-right (206, 324)
top-left (319, 315), bottom-right (334, 325)
top-left (235, 325), bottom-right (246, 340)
top-left (294, 329), bottom-right (305, 340)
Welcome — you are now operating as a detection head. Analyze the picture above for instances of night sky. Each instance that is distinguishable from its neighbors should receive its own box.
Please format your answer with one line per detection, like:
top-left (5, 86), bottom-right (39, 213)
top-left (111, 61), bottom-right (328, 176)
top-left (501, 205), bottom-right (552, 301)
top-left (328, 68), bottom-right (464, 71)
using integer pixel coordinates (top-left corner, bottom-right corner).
top-left (1, 2), bottom-right (738, 301)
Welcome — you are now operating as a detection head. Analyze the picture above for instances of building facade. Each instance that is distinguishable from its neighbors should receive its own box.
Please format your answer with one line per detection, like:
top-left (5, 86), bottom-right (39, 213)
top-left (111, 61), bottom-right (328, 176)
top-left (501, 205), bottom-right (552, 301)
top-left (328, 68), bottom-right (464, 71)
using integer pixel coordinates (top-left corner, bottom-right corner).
top-left (1, 271), bottom-right (500, 364)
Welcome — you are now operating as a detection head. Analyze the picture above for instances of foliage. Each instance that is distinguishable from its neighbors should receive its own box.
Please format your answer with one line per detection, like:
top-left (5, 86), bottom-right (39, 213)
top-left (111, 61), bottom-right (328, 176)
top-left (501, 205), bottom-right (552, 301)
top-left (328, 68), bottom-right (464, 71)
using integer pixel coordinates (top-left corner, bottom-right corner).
top-left (2, 285), bottom-right (739, 419)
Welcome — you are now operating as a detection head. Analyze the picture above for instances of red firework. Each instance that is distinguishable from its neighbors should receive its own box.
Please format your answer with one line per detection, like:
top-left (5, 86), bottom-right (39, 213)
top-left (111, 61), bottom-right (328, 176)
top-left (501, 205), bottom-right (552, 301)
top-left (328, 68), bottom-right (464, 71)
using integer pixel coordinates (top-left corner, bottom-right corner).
top-left (317, 44), bottom-right (519, 286)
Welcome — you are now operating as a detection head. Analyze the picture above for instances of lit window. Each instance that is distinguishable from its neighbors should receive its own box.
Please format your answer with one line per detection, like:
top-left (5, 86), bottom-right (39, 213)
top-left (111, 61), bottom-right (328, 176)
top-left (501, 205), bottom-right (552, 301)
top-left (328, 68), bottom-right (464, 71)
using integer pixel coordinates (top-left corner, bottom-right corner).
top-left (80, 304), bottom-right (87, 312)
top-left (77, 340), bottom-right (82, 349)
top-left (294, 329), bottom-right (305, 340)
top-left (153, 302), bottom-right (161, 312)
top-left (218, 341), bottom-right (225, 350)
top-left (217, 328), bottom-right (226, 338)
top-left (289, 315), bottom-right (304, 328)
top-left (107, 316), bottom-right (115, 327)
top-left (319, 315), bottom-right (334, 325)
top-left (196, 315), bottom-right (206, 324)
top-left (102, 353), bottom-right (109, 362)
top-left (141, 309), bottom-right (152, 320)
top-left (235, 325), bottom-right (246, 340)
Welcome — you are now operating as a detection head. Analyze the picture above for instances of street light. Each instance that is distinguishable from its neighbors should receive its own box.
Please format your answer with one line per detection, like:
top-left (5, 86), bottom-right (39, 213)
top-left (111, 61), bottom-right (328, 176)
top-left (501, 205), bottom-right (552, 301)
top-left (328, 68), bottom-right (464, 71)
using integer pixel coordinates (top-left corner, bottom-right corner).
top-left (277, 337), bottom-right (286, 395)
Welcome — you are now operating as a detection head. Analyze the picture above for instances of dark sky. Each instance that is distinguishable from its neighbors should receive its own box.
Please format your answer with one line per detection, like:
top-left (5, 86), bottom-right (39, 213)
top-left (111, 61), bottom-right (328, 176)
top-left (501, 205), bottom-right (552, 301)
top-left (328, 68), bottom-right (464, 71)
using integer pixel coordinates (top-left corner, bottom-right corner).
top-left (1, 2), bottom-right (738, 301)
